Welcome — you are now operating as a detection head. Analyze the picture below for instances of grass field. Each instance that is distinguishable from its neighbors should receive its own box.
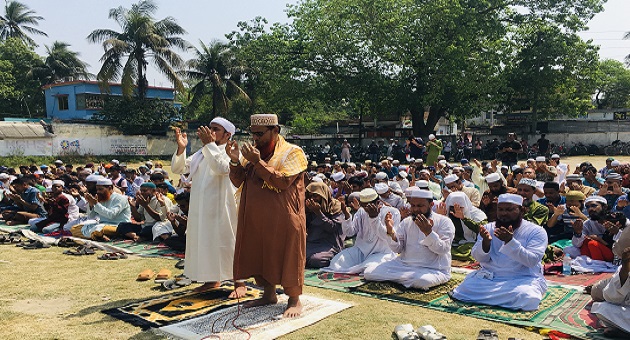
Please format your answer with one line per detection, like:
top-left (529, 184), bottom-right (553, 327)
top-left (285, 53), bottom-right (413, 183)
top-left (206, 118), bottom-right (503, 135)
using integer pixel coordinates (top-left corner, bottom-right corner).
top-left (0, 155), bottom-right (617, 339)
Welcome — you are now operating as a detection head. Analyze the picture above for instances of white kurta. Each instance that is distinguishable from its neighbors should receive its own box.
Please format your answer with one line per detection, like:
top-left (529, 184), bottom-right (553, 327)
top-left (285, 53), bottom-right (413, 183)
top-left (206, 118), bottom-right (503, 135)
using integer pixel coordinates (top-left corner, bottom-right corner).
top-left (364, 213), bottom-right (455, 289)
top-left (591, 265), bottom-right (630, 333)
top-left (321, 206), bottom-right (400, 274)
top-left (172, 142), bottom-right (238, 282)
top-left (451, 220), bottom-right (548, 311)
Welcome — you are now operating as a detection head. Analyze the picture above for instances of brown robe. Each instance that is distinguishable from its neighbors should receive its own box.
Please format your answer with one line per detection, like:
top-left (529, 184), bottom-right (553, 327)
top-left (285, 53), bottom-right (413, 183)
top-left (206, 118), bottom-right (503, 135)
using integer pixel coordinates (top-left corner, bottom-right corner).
top-left (230, 153), bottom-right (306, 292)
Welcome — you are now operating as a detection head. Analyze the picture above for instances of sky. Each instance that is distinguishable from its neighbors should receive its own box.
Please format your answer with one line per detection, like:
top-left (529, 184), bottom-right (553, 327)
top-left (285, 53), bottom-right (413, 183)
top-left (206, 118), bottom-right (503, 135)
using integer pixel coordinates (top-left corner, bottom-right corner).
top-left (20, 0), bottom-right (630, 87)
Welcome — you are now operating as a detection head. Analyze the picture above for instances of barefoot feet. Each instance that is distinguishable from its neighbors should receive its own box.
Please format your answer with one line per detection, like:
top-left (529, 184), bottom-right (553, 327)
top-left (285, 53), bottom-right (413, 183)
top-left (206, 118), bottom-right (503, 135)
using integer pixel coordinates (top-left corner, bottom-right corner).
top-left (243, 290), bottom-right (278, 308)
top-left (283, 296), bottom-right (302, 318)
top-left (228, 282), bottom-right (248, 299)
top-left (194, 281), bottom-right (221, 292)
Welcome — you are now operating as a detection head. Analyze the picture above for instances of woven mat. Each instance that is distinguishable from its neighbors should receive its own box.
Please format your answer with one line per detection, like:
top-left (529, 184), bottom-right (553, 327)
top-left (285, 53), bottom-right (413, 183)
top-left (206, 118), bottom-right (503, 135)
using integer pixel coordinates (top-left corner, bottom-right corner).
top-left (303, 269), bottom-right (365, 291)
top-left (351, 273), bottom-right (466, 304)
top-left (546, 272), bottom-right (614, 287)
top-left (158, 294), bottom-right (352, 340)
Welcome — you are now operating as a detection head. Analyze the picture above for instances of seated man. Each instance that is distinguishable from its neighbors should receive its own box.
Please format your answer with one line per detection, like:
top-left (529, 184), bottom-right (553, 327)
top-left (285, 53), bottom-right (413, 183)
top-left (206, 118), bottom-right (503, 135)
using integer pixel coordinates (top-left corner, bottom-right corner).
top-left (70, 178), bottom-right (131, 240)
top-left (2, 177), bottom-right (47, 225)
top-left (28, 180), bottom-right (79, 234)
top-left (517, 178), bottom-right (549, 226)
top-left (564, 196), bottom-right (619, 261)
top-left (546, 191), bottom-right (588, 243)
top-left (438, 192), bottom-right (487, 261)
top-left (451, 193), bottom-right (548, 311)
top-left (321, 188), bottom-right (400, 274)
top-left (479, 172), bottom-right (516, 223)
top-left (364, 189), bottom-right (455, 289)
top-left (443, 174), bottom-right (481, 207)
top-left (153, 191), bottom-right (190, 251)
top-left (591, 247), bottom-right (630, 337)
top-left (375, 182), bottom-right (405, 209)
top-left (304, 182), bottom-right (345, 268)
top-left (117, 182), bottom-right (171, 241)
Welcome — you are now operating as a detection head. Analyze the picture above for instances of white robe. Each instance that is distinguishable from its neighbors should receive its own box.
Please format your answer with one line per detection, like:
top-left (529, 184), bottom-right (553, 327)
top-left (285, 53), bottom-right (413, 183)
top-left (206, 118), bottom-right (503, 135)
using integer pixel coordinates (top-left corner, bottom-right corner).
top-left (172, 142), bottom-right (238, 282)
top-left (321, 206), bottom-right (400, 274)
top-left (364, 213), bottom-right (455, 289)
top-left (451, 220), bottom-right (548, 311)
top-left (591, 265), bottom-right (630, 333)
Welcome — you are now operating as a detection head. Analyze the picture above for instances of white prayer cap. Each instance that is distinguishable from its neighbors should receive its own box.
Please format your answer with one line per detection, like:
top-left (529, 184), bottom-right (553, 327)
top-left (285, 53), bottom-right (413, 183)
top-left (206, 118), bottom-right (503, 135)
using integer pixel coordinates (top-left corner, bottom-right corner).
top-left (331, 172), bottom-right (345, 182)
top-left (611, 160), bottom-right (620, 167)
top-left (316, 173), bottom-right (326, 180)
top-left (392, 160), bottom-right (400, 165)
top-left (485, 173), bottom-right (501, 183)
top-left (250, 113), bottom-right (278, 126)
top-left (374, 182), bottom-right (389, 194)
top-left (404, 186), bottom-right (420, 197)
top-left (518, 178), bottom-right (537, 188)
top-left (51, 180), bottom-right (65, 187)
top-left (311, 176), bottom-right (323, 183)
top-left (429, 134), bottom-right (435, 140)
top-left (438, 160), bottom-right (447, 166)
top-left (389, 182), bottom-right (402, 193)
top-left (82, 168), bottom-right (93, 175)
top-left (415, 159), bottom-right (423, 164)
top-left (398, 165), bottom-right (407, 171)
top-left (96, 178), bottom-right (113, 186)
top-left (45, 187), bottom-right (52, 193)
top-left (210, 117), bottom-right (236, 135)
top-left (551, 154), bottom-right (560, 159)
top-left (535, 156), bottom-right (546, 162)
top-left (407, 188), bottom-right (434, 199)
top-left (416, 180), bottom-right (429, 188)
top-left (54, 159), bottom-right (63, 165)
top-left (347, 162), bottom-right (356, 168)
top-left (34, 170), bottom-right (44, 175)
top-left (444, 174), bottom-right (459, 184)
top-left (585, 195), bottom-right (607, 205)
top-left (359, 188), bottom-right (379, 203)
top-left (0, 173), bottom-right (9, 180)
top-left (111, 159), bottom-right (119, 165)
top-left (501, 166), bottom-right (508, 170)
top-left (527, 158), bottom-right (535, 163)
top-left (452, 166), bottom-right (464, 172)
top-left (398, 171), bottom-right (408, 178)
top-left (498, 193), bottom-right (523, 206)
top-left (419, 169), bottom-right (430, 175)
top-left (334, 161), bottom-right (340, 165)
top-left (511, 165), bottom-right (521, 171)
top-left (85, 174), bottom-right (102, 182)
top-left (375, 172), bottom-right (388, 180)
top-left (607, 172), bottom-right (622, 181)
top-left (145, 161), bottom-right (153, 166)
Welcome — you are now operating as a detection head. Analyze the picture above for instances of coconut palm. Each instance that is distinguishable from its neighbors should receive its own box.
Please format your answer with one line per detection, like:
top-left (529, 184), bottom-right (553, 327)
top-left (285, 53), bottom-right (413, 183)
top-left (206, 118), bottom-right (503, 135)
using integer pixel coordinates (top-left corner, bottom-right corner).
top-left (31, 41), bottom-right (92, 84)
top-left (0, 1), bottom-right (47, 46)
top-left (625, 31), bottom-right (630, 67)
top-left (180, 40), bottom-right (251, 117)
top-left (86, 0), bottom-right (188, 99)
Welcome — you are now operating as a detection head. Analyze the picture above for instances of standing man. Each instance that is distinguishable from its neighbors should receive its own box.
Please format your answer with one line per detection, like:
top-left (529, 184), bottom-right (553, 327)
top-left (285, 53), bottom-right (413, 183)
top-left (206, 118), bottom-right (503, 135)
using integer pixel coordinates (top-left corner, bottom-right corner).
top-left (227, 113), bottom-right (308, 318)
top-left (498, 133), bottom-right (522, 168)
top-left (171, 117), bottom-right (245, 297)
top-left (425, 134), bottom-right (443, 167)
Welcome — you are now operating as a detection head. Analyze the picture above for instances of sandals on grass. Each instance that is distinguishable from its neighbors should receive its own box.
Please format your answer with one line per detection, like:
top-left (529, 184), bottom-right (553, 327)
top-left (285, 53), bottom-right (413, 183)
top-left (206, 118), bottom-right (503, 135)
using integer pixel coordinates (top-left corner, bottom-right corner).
top-left (57, 238), bottom-right (80, 248)
top-left (63, 245), bottom-right (95, 256)
top-left (97, 252), bottom-right (128, 260)
top-left (22, 240), bottom-right (51, 249)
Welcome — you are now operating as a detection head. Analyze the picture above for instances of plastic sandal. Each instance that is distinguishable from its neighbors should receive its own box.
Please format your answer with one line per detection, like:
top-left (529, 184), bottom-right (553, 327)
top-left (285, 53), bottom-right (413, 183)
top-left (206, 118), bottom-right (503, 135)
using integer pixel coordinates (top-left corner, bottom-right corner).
top-left (393, 324), bottom-right (420, 340)
top-left (477, 329), bottom-right (498, 340)
top-left (63, 245), bottom-right (95, 255)
top-left (175, 259), bottom-right (185, 269)
top-left (417, 325), bottom-right (447, 340)
top-left (57, 238), bottom-right (80, 248)
top-left (22, 240), bottom-right (51, 249)
top-left (154, 268), bottom-right (172, 283)
top-left (137, 269), bottom-right (156, 281)
top-left (98, 252), bottom-right (124, 260)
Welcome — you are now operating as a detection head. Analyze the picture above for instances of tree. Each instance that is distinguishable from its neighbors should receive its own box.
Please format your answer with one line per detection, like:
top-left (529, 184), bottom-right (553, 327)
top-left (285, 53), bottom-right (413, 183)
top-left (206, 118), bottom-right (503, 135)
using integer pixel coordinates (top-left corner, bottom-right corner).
top-left (31, 41), bottom-right (92, 84)
top-left (92, 97), bottom-right (181, 135)
top-left (87, 0), bottom-right (188, 99)
top-left (0, 1), bottom-right (47, 46)
top-left (0, 38), bottom-right (45, 116)
top-left (593, 59), bottom-right (630, 109)
top-left (180, 40), bottom-right (250, 119)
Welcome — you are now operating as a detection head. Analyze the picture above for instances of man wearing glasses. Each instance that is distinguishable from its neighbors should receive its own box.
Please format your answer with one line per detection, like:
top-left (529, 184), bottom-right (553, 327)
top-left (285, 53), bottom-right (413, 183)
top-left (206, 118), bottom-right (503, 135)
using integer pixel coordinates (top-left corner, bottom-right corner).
top-left (227, 113), bottom-right (308, 318)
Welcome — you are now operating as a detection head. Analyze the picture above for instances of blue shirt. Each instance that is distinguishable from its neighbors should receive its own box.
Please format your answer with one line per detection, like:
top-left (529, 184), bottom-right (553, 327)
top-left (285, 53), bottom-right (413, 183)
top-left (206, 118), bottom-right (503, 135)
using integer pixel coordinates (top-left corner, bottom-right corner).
top-left (21, 186), bottom-right (47, 217)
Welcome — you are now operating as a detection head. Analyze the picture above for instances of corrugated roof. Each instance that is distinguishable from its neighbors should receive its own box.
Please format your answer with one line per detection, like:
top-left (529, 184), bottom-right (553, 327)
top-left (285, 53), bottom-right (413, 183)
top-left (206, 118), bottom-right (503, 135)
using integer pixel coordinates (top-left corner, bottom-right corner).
top-left (0, 122), bottom-right (50, 139)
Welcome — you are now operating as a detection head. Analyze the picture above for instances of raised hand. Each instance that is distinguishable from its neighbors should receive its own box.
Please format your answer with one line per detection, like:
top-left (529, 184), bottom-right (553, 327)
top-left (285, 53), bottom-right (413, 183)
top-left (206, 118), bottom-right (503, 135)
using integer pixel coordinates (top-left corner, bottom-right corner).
top-left (337, 197), bottom-right (351, 219)
top-left (572, 219), bottom-right (584, 235)
top-left (135, 193), bottom-right (148, 207)
top-left (414, 213), bottom-right (434, 236)
top-left (155, 192), bottom-right (166, 206)
top-left (225, 140), bottom-right (240, 162)
top-left (451, 203), bottom-right (465, 219)
top-left (241, 142), bottom-right (261, 164)
top-left (481, 194), bottom-right (491, 207)
top-left (305, 198), bottom-right (322, 214)
top-left (399, 206), bottom-right (411, 220)
top-left (197, 126), bottom-right (216, 145)
top-left (617, 198), bottom-right (629, 208)
top-left (85, 193), bottom-right (98, 206)
top-left (175, 127), bottom-right (188, 151)
top-left (494, 225), bottom-right (514, 243)
top-left (598, 183), bottom-right (609, 195)
top-left (166, 211), bottom-right (176, 223)
top-left (479, 226), bottom-right (492, 241)
top-left (612, 182), bottom-right (623, 195)
top-left (385, 211), bottom-right (394, 234)
top-left (435, 201), bottom-right (447, 216)
top-left (553, 204), bottom-right (565, 216)
top-left (364, 202), bottom-right (379, 217)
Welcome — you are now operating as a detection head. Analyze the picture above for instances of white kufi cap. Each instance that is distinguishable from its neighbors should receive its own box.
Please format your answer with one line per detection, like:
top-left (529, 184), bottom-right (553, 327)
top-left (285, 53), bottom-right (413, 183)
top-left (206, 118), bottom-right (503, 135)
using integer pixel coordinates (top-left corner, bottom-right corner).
top-left (374, 182), bottom-right (389, 194)
top-left (96, 178), bottom-right (113, 186)
top-left (359, 188), bottom-right (379, 203)
top-left (444, 174), bottom-right (459, 184)
top-left (210, 117), bottom-right (236, 135)
top-left (485, 173), bottom-right (501, 183)
top-left (497, 193), bottom-right (523, 206)
top-left (331, 172), bottom-right (345, 182)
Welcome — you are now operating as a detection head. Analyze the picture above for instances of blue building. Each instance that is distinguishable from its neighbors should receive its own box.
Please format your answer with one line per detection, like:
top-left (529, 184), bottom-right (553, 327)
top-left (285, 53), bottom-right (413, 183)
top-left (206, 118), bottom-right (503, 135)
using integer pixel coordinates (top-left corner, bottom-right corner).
top-left (43, 80), bottom-right (179, 120)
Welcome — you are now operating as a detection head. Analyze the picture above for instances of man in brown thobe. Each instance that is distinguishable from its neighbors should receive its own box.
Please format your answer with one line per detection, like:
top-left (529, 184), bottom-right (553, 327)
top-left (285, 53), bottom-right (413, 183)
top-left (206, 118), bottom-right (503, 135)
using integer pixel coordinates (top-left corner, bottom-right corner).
top-left (227, 113), bottom-right (308, 318)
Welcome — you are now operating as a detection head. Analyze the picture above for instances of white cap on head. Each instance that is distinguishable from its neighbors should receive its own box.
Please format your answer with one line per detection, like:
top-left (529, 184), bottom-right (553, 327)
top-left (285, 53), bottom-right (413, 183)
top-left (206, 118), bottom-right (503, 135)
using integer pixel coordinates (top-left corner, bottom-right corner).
top-left (82, 168), bottom-right (93, 175)
top-left (527, 158), bottom-right (535, 163)
top-left (347, 162), bottom-right (356, 168)
top-left (407, 188), bottom-right (434, 199)
top-left (511, 165), bottom-right (521, 171)
top-left (485, 173), bottom-right (501, 183)
top-left (96, 178), bottom-right (113, 186)
top-left (444, 174), bottom-right (459, 184)
top-left (416, 180), bottom-right (429, 188)
top-left (498, 193), bottom-right (523, 206)
top-left (250, 113), bottom-right (278, 126)
top-left (51, 180), bottom-right (65, 187)
top-left (331, 172), bottom-right (345, 182)
top-left (607, 172), bottom-right (622, 181)
top-left (585, 195), bottom-right (607, 205)
top-left (34, 170), bottom-right (44, 175)
top-left (535, 156), bottom-right (546, 162)
top-left (146, 161), bottom-right (153, 166)
top-left (54, 159), bottom-right (63, 164)
top-left (398, 171), bottom-right (408, 178)
top-left (210, 117), bottom-right (236, 135)
top-left (551, 154), bottom-right (560, 159)
top-left (111, 159), bottom-right (119, 165)
top-left (438, 160), bottom-right (447, 166)
top-left (419, 169), bottom-right (430, 175)
top-left (311, 177), bottom-right (323, 183)
top-left (85, 174), bottom-right (102, 182)
top-left (0, 173), bottom-right (9, 180)
top-left (375, 172), bottom-right (388, 180)
top-left (389, 182), bottom-right (402, 193)
top-left (392, 160), bottom-right (400, 165)
top-left (359, 188), bottom-right (379, 203)
top-left (429, 134), bottom-right (435, 140)
top-left (374, 182), bottom-right (389, 194)
top-left (611, 160), bottom-right (620, 167)
top-left (518, 178), bottom-right (538, 188)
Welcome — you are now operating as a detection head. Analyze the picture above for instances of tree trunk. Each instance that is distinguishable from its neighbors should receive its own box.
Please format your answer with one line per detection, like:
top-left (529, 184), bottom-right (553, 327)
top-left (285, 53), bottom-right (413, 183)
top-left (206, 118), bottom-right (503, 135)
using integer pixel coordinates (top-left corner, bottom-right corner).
top-left (411, 106), bottom-right (446, 139)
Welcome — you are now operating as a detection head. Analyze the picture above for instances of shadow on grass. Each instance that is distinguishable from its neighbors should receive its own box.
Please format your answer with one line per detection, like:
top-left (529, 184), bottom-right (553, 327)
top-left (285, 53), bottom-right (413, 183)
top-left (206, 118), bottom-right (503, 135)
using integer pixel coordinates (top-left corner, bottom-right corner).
top-left (65, 298), bottom-right (141, 319)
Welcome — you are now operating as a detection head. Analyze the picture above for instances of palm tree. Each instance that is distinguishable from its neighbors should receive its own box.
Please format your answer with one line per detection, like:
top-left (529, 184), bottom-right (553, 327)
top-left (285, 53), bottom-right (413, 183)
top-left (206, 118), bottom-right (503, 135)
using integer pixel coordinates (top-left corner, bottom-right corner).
top-left (625, 32), bottom-right (630, 67)
top-left (31, 41), bottom-right (92, 84)
top-left (0, 1), bottom-right (47, 46)
top-left (86, 0), bottom-right (188, 99)
top-left (180, 40), bottom-right (251, 117)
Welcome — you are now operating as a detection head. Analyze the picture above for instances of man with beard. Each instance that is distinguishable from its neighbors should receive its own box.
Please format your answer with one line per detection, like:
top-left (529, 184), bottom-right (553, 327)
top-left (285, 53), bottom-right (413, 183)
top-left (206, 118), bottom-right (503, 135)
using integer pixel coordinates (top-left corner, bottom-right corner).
top-left (364, 188), bottom-right (455, 289)
top-left (28, 180), bottom-right (79, 234)
top-left (590, 246), bottom-right (630, 337)
top-left (418, 169), bottom-right (442, 200)
top-left (562, 174), bottom-right (596, 197)
top-left (451, 193), bottom-right (548, 311)
top-left (517, 178), bottom-right (549, 226)
top-left (322, 188), bottom-right (400, 275)
top-left (438, 192), bottom-right (487, 261)
top-left (564, 196), bottom-right (618, 262)
top-left (70, 178), bottom-right (131, 240)
top-left (547, 191), bottom-right (588, 243)
top-left (443, 174), bottom-right (481, 208)
top-left (375, 182), bottom-right (405, 209)
top-left (116, 183), bottom-right (170, 242)
top-left (228, 113), bottom-right (308, 318)
top-left (480, 173), bottom-right (516, 222)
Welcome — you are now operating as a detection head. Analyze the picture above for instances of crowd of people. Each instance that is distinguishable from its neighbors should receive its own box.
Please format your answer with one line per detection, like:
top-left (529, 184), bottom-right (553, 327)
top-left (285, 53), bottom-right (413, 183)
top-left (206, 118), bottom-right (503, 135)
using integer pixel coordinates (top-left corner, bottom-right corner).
top-left (1, 123), bottom-right (630, 334)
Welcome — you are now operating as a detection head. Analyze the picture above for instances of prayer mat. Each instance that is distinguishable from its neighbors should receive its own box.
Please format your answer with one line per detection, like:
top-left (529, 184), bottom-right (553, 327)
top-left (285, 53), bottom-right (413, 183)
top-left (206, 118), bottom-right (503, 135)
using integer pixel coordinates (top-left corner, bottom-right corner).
top-left (103, 239), bottom-right (185, 259)
top-left (102, 283), bottom-right (262, 329)
top-left (157, 294), bottom-right (352, 340)
top-left (0, 222), bottom-right (30, 233)
top-left (351, 272), bottom-right (466, 304)
top-left (303, 268), bottom-right (365, 291)
top-left (546, 272), bottom-right (614, 287)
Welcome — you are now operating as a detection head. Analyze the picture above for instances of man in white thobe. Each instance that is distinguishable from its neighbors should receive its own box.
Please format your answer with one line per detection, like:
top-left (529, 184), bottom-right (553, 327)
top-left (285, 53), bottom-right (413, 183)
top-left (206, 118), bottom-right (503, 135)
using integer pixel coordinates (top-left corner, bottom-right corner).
top-left (591, 247), bottom-right (630, 337)
top-left (171, 117), bottom-right (245, 296)
top-left (364, 188), bottom-right (455, 289)
top-left (321, 188), bottom-right (400, 274)
top-left (451, 193), bottom-right (548, 311)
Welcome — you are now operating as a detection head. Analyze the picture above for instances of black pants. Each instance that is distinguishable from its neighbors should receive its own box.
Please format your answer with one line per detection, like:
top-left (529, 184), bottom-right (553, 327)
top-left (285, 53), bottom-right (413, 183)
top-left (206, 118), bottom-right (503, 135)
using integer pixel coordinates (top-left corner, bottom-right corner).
top-left (116, 222), bottom-right (153, 240)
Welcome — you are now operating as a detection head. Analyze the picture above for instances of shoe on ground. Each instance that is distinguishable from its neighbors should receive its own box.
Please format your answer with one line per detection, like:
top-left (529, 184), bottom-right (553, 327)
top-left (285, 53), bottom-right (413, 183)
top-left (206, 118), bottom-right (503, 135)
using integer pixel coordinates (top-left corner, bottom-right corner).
top-left (393, 324), bottom-right (420, 340)
top-left (416, 325), bottom-right (446, 340)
